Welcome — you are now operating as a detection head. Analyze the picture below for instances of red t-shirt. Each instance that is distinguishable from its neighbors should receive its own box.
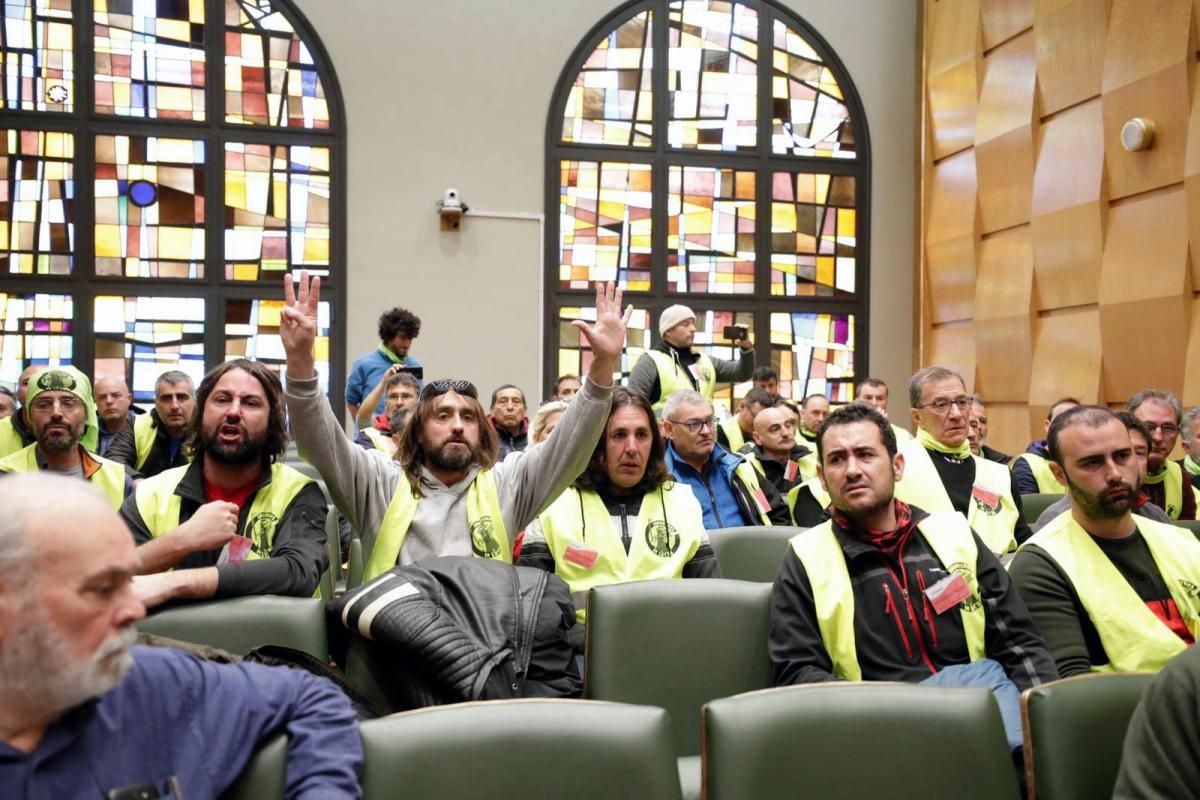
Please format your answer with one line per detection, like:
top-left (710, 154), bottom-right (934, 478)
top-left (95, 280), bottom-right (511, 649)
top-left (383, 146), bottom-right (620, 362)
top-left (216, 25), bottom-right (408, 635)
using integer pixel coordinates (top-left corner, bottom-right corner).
top-left (203, 476), bottom-right (259, 511)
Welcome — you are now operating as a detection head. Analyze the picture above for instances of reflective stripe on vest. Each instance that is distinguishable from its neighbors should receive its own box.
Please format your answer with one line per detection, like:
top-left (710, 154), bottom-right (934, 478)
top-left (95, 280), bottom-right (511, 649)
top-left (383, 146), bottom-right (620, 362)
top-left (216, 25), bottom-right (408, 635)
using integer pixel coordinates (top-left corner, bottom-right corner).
top-left (537, 484), bottom-right (705, 623)
top-left (0, 416), bottom-right (26, 459)
top-left (363, 427), bottom-right (396, 455)
top-left (0, 443), bottom-right (126, 509)
top-left (787, 476), bottom-right (830, 518)
top-left (731, 459), bottom-right (773, 525)
top-left (1015, 452), bottom-right (1063, 495)
top-left (646, 350), bottom-right (716, 412)
top-left (895, 437), bottom-right (1020, 555)
top-left (745, 450), bottom-right (816, 488)
top-left (719, 417), bottom-right (746, 453)
top-left (1019, 512), bottom-right (1200, 672)
top-left (133, 413), bottom-right (158, 470)
top-left (365, 468), bottom-right (508, 582)
top-left (1144, 461), bottom-right (1186, 521)
top-left (790, 511), bottom-right (987, 681)
top-left (134, 463), bottom-right (313, 558)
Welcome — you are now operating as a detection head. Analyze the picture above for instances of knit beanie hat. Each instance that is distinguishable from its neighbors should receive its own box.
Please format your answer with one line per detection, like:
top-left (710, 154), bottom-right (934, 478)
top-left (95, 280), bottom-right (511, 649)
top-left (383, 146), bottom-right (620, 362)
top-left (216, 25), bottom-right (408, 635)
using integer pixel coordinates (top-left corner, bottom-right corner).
top-left (659, 304), bottom-right (696, 337)
top-left (25, 365), bottom-right (100, 452)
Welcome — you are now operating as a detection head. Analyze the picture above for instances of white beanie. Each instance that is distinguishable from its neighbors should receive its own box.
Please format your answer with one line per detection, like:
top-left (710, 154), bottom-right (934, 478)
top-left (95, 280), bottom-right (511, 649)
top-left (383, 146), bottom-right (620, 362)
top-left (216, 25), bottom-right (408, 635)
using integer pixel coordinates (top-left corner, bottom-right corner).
top-left (659, 304), bottom-right (696, 337)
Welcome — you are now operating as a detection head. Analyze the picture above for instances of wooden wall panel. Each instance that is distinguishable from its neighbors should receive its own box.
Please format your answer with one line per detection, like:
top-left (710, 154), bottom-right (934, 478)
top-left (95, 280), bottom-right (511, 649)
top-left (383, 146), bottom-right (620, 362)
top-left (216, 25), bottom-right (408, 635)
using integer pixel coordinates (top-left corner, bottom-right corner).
top-left (1099, 295), bottom-right (1190, 397)
top-left (1184, 63), bottom-right (1200, 289)
top-left (982, 0), bottom-right (1034, 49)
top-left (1034, 0), bottom-right (1110, 116)
top-left (927, 236), bottom-right (977, 323)
top-left (975, 226), bottom-right (1034, 403)
top-left (927, 322), bottom-right (977, 391)
top-left (927, 148), bottom-right (978, 242)
top-left (985, 404), bottom-right (1039, 459)
top-left (1029, 310), bottom-right (1104, 406)
top-left (1183, 294), bottom-right (1200, 402)
top-left (975, 33), bottom-right (1038, 231)
top-left (928, 0), bottom-right (983, 159)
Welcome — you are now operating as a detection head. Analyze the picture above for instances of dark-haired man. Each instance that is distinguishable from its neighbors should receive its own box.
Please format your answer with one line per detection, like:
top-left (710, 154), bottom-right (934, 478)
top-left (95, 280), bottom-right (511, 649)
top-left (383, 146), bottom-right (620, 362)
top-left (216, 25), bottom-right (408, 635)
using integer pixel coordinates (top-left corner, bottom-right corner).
top-left (0, 364), bottom-right (40, 457)
top-left (1012, 397), bottom-right (1080, 496)
top-left (121, 359), bottom-right (328, 608)
top-left (282, 275), bottom-right (626, 581)
top-left (106, 370), bottom-right (194, 479)
top-left (857, 377), bottom-right (912, 444)
top-left (716, 387), bottom-right (774, 454)
top-left (797, 394), bottom-right (830, 445)
top-left (346, 305), bottom-right (422, 418)
top-left (752, 365), bottom-right (779, 401)
top-left (552, 374), bottom-right (581, 401)
top-left (489, 384), bottom-right (529, 458)
top-left (968, 396), bottom-right (1010, 464)
top-left (770, 403), bottom-right (1057, 754)
top-left (1128, 389), bottom-right (1198, 521)
top-left (519, 388), bottom-right (716, 626)
top-left (1010, 405), bottom-right (1200, 676)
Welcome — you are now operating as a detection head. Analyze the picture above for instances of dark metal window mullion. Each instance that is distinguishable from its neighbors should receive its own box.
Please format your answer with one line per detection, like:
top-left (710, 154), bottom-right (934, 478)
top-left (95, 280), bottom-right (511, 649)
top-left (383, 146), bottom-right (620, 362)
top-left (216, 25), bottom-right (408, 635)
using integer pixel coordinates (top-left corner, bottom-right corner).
top-left (74, 0), bottom-right (96, 376)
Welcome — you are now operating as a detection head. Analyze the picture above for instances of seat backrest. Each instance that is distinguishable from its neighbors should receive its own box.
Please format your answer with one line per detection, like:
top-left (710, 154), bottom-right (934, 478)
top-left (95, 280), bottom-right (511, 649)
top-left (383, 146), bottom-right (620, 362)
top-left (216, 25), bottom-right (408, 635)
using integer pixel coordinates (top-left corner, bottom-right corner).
top-left (707, 525), bottom-right (798, 582)
top-left (703, 683), bottom-right (1020, 800)
top-left (359, 700), bottom-right (681, 800)
top-left (1178, 519), bottom-right (1200, 538)
top-left (347, 537), bottom-right (364, 590)
top-left (219, 734), bottom-right (286, 800)
top-left (1021, 673), bottom-right (1154, 800)
top-left (584, 579), bottom-right (773, 756)
top-left (137, 596), bottom-right (328, 660)
top-left (1022, 493), bottom-right (1060, 524)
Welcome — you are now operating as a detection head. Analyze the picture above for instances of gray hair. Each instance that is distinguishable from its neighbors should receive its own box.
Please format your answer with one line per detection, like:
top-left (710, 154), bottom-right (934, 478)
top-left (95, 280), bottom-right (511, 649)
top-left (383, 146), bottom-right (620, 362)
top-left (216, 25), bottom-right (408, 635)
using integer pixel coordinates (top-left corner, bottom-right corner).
top-left (1126, 389), bottom-right (1183, 423)
top-left (663, 390), bottom-right (708, 421)
top-left (1183, 406), bottom-right (1200, 442)
top-left (908, 366), bottom-right (965, 408)
top-left (156, 370), bottom-right (194, 391)
top-left (0, 474), bottom-right (109, 593)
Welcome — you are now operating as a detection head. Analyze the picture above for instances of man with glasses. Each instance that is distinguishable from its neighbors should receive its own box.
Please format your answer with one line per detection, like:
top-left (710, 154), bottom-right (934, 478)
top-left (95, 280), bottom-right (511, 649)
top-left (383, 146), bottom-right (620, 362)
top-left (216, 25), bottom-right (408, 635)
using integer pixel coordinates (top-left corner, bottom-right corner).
top-left (662, 390), bottom-right (790, 529)
top-left (1182, 406), bottom-right (1200, 491)
top-left (0, 366), bottom-right (129, 508)
top-left (280, 274), bottom-right (628, 578)
top-left (894, 367), bottom-right (1029, 555)
top-left (1127, 389), bottom-right (1198, 521)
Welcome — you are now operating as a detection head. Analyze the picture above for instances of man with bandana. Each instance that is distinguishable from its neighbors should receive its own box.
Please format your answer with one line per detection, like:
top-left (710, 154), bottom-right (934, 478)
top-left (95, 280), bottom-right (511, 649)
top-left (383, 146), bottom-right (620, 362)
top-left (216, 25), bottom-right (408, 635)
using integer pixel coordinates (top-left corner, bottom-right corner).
top-left (0, 366), bottom-right (129, 508)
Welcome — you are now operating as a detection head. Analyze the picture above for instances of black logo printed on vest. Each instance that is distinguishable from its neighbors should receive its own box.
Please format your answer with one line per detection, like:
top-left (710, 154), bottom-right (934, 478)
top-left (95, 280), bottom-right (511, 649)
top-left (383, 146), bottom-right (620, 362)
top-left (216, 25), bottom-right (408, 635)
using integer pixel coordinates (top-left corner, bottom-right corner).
top-left (36, 370), bottom-right (77, 393)
top-left (946, 561), bottom-right (982, 612)
top-left (470, 516), bottom-right (502, 559)
top-left (245, 512), bottom-right (278, 555)
top-left (644, 520), bottom-right (680, 558)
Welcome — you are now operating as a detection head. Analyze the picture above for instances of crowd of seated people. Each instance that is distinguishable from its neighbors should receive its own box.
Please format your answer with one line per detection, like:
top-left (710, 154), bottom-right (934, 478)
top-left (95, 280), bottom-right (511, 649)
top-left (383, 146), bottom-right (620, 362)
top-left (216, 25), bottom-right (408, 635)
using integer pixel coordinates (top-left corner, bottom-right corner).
top-left (4, 272), bottom-right (1200, 797)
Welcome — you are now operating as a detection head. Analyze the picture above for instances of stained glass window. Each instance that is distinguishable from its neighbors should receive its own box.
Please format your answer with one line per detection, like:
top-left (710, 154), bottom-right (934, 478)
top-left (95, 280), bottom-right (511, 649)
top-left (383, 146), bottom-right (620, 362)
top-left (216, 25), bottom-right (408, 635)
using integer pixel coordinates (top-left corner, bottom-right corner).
top-left (0, 0), bottom-right (74, 113)
top-left (93, 0), bottom-right (206, 120)
top-left (93, 294), bottom-right (206, 401)
top-left (770, 311), bottom-right (854, 401)
top-left (224, 0), bottom-right (330, 129)
top-left (0, 291), bottom-right (71, 383)
top-left (559, 160), bottom-right (652, 291)
top-left (225, 296), bottom-right (330, 390)
top-left (770, 171), bottom-right (855, 297)
top-left (557, 304), bottom-right (651, 385)
top-left (0, 129), bottom-right (74, 275)
top-left (771, 20), bottom-right (854, 157)
top-left (225, 142), bottom-right (330, 282)
top-left (560, 9), bottom-right (651, 147)
top-left (690, 308), bottom-right (754, 412)
top-left (667, 165), bottom-right (755, 294)
top-left (94, 135), bottom-right (205, 279)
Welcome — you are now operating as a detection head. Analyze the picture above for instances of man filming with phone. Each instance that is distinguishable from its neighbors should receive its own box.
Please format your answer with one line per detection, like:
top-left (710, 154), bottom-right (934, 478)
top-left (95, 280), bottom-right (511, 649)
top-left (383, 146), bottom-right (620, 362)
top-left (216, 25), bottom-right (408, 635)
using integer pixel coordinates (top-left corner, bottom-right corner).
top-left (629, 305), bottom-right (756, 416)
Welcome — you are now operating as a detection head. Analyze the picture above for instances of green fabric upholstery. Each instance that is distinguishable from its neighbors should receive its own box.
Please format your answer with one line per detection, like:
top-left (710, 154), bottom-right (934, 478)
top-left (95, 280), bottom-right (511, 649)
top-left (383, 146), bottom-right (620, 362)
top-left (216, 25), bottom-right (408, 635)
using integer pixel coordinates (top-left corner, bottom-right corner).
top-left (1021, 673), bottom-right (1154, 800)
top-left (1022, 493), bottom-right (1061, 524)
top-left (347, 537), bottom-right (364, 590)
top-left (703, 684), bottom-right (1020, 800)
top-left (1178, 519), bottom-right (1200, 538)
top-left (359, 700), bottom-right (682, 800)
top-left (219, 734), bottom-right (286, 800)
top-left (137, 596), bottom-right (328, 660)
top-left (584, 579), bottom-right (774, 757)
top-left (707, 525), bottom-right (800, 582)
top-left (319, 506), bottom-right (338, 600)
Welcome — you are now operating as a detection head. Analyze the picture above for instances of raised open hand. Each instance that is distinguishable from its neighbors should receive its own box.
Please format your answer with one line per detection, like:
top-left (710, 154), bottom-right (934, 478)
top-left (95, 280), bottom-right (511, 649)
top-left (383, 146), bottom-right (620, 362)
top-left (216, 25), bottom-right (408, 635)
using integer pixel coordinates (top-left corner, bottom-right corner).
top-left (280, 271), bottom-right (320, 377)
top-left (571, 282), bottom-right (632, 385)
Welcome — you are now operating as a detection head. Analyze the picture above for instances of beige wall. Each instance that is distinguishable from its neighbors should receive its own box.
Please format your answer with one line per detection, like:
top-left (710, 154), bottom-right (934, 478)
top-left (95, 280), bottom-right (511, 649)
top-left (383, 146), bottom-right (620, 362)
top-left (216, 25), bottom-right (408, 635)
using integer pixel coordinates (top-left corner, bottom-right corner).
top-left (292, 0), bottom-right (917, 415)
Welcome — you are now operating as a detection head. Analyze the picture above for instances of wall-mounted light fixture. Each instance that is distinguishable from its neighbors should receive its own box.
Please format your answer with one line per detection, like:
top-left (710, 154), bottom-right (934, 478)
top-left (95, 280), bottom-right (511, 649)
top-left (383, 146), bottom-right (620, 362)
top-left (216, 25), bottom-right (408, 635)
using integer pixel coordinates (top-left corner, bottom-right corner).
top-left (1120, 117), bottom-right (1156, 152)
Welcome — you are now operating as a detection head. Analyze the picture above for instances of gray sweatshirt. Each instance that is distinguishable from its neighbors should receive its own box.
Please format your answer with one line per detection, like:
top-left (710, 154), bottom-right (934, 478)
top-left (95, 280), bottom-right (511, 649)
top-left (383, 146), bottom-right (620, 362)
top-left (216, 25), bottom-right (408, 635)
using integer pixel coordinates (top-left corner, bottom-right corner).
top-left (285, 375), bottom-right (612, 566)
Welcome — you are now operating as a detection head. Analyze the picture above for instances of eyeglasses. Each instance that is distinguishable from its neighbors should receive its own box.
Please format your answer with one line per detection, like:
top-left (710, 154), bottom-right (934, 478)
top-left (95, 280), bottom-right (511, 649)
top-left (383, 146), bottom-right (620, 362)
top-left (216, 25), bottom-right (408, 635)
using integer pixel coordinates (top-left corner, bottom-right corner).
top-left (1143, 423), bottom-right (1180, 437)
top-left (916, 397), bottom-right (971, 415)
top-left (30, 395), bottom-right (81, 413)
top-left (668, 416), bottom-right (716, 434)
top-left (419, 379), bottom-right (479, 401)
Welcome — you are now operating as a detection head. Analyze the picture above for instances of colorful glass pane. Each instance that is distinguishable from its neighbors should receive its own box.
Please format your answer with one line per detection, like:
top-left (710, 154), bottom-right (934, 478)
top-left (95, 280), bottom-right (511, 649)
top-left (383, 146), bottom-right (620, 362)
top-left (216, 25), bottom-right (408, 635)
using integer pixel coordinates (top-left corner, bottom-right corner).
top-left (0, 129), bottom-right (73, 275)
top-left (225, 296), bottom-right (331, 392)
top-left (559, 160), bottom-right (652, 291)
top-left (667, 0), bottom-right (757, 151)
top-left (557, 304), bottom-right (651, 385)
top-left (0, 291), bottom-right (72, 384)
top-left (0, 0), bottom-right (74, 112)
top-left (769, 311), bottom-right (854, 402)
top-left (771, 20), bottom-right (855, 158)
top-left (770, 171), bottom-right (855, 297)
top-left (690, 308), bottom-right (753, 413)
top-left (93, 0), bottom-right (206, 120)
top-left (667, 166), bottom-right (755, 295)
top-left (225, 0), bottom-right (330, 129)
top-left (94, 135), bottom-right (205, 279)
top-left (224, 142), bottom-right (330, 281)
top-left (92, 294), bottom-right (206, 401)
top-left (561, 10), bottom-right (652, 147)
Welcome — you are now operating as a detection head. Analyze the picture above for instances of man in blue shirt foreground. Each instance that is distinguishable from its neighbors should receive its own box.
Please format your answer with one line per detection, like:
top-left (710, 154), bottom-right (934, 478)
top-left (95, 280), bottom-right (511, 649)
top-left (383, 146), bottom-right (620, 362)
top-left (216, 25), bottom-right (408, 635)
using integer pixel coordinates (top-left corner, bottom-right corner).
top-left (0, 473), bottom-right (361, 799)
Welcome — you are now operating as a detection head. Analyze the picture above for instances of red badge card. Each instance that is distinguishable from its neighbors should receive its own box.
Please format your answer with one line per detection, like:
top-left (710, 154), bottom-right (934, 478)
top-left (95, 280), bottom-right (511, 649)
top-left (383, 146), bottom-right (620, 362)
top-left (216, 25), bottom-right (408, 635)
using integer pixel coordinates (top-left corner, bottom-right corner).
top-left (971, 483), bottom-right (1001, 513)
top-left (752, 488), bottom-right (771, 514)
top-left (564, 542), bottom-right (599, 569)
top-left (785, 460), bottom-right (799, 482)
top-left (217, 534), bottom-right (253, 565)
top-left (924, 572), bottom-right (972, 615)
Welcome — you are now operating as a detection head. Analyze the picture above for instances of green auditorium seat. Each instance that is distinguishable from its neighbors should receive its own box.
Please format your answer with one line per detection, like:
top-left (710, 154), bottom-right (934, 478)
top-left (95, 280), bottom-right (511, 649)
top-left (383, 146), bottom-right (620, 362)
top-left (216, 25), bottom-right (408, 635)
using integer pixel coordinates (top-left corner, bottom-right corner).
top-left (703, 683), bottom-right (1020, 800)
top-left (1021, 672), bottom-right (1154, 800)
top-left (347, 537), bottom-right (364, 590)
top-left (137, 595), bottom-right (328, 660)
top-left (359, 700), bottom-right (682, 800)
top-left (707, 525), bottom-right (799, 582)
top-left (584, 579), bottom-right (774, 799)
top-left (220, 734), bottom-right (286, 800)
top-left (1178, 519), bottom-right (1200, 538)
top-left (1022, 493), bottom-right (1061, 524)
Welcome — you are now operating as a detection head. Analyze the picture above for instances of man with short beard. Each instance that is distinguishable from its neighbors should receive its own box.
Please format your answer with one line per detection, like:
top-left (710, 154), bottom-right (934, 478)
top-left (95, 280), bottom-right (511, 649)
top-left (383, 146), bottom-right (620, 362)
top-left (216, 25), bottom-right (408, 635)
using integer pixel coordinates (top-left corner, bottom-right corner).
top-left (1010, 406), bottom-right (1200, 677)
top-left (0, 366), bottom-right (129, 508)
top-left (0, 473), bottom-right (362, 797)
top-left (120, 359), bottom-right (329, 608)
top-left (106, 370), bottom-right (195, 479)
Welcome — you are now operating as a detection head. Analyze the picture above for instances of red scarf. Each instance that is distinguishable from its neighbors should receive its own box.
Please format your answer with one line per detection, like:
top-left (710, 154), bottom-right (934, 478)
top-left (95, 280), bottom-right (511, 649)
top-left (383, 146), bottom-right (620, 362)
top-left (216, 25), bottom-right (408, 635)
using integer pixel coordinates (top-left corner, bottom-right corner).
top-left (832, 500), bottom-right (917, 557)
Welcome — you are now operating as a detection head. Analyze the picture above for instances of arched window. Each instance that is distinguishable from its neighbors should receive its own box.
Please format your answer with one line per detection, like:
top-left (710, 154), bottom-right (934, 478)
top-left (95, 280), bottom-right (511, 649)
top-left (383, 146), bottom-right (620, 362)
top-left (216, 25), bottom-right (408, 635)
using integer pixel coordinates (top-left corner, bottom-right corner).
top-left (0, 0), bottom-right (344, 407)
top-left (545, 0), bottom-right (868, 411)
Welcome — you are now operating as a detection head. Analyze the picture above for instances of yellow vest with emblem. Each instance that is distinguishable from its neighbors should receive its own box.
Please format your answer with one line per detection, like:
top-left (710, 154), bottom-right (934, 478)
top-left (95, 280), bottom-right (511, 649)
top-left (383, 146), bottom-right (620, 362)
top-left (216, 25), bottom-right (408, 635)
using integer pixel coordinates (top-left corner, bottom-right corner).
top-left (1014, 452), bottom-right (1063, 495)
top-left (743, 449), bottom-right (817, 488)
top-left (536, 483), bottom-right (705, 622)
top-left (1019, 512), bottom-right (1200, 672)
top-left (135, 463), bottom-right (313, 558)
top-left (646, 350), bottom-right (716, 413)
top-left (733, 458), bottom-right (774, 526)
top-left (132, 413), bottom-right (158, 470)
top-left (787, 476), bottom-right (830, 522)
top-left (1143, 460), bottom-right (1195, 521)
top-left (362, 427), bottom-right (396, 455)
top-left (0, 443), bottom-right (126, 509)
top-left (895, 437), bottom-right (1020, 555)
top-left (0, 416), bottom-right (27, 458)
top-left (790, 510), bottom-right (988, 680)
top-left (719, 417), bottom-right (746, 453)
top-left (364, 468), bottom-right (508, 582)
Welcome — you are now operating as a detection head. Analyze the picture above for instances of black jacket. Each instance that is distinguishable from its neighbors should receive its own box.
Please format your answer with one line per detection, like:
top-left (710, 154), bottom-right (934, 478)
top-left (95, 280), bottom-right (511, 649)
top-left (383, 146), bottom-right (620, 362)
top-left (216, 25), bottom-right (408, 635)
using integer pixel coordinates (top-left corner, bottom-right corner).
top-left (743, 442), bottom-right (814, 496)
top-left (770, 505), bottom-right (1058, 691)
top-left (106, 408), bottom-right (190, 479)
